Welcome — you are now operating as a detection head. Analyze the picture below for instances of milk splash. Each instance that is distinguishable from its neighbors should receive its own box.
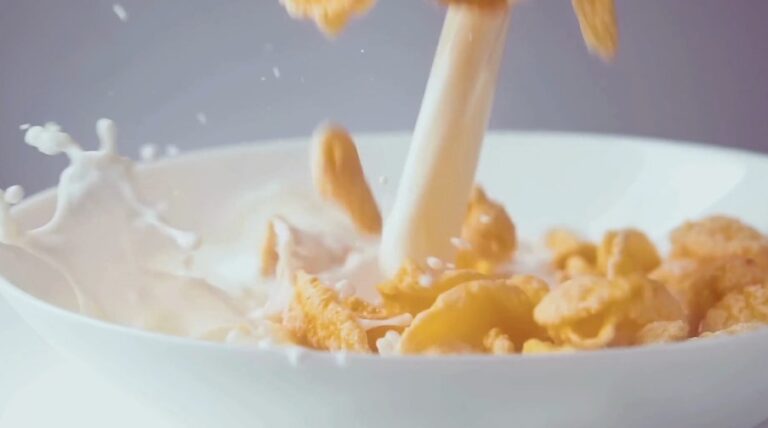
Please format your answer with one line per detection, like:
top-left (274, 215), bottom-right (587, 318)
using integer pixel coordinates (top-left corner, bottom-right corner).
top-left (0, 120), bottom-right (249, 338)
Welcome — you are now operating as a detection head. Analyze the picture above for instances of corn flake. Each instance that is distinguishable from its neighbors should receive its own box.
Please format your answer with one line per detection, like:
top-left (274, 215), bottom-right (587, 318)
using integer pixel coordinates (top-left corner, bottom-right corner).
top-left (546, 228), bottom-right (597, 269)
top-left (377, 261), bottom-right (487, 315)
top-left (534, 275), bottom-right (633, 349)
top-left (597, 229), bottom-right (661, 279)
top-left (311, 123), bottom-right (382, 234)
top-left (709, 256), bottom-right (768, 297)
top-left (507, 274), bottom-right (550, 306)
top-left (670, 216), bottom-right (768, 265)
top-left (700, 282), bottom-right (768, 334)
top-left (399, 279), bottom-right (543, 355)
top-left (572, 0), bottom-right (619, 61)
top-left (649, 259), bottom-right (718, 330)
top-left (456, 187), bottom-right (517, 274)
top-left (280, 0), bottom-right (376, 36)
top-left (284, 271), bottom-right (371, 353)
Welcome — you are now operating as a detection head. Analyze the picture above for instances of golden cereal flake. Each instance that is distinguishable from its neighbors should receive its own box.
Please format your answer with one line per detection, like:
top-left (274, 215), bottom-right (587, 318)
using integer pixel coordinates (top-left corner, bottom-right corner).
top-left (610, 275), bottom-right (686, 345)
top-left (534, 275), bottom-right (635, 349)
top-left (377, 261), bottom-right (487, 315)
top-left (709, 256), bottom-right (768, 297)
top-left (546, 228), bottom-right (597, 269)
top-left (597, 229), bottom-right (661, 279)
top-left (572, 0), bottom-right (619, 61)
top-left (343, 296), bottom-right (392, 319)
top-left (399, 279), bottom-right (543, 355)
top-left (507, 274), bottom-right (550, 306)
top-left (521, 339), bottom-right (576, 355)
top-left (649, 259), bottom-right (718, 331)
top-left (280, 0), bottom-right (375, 36)
top-left (558, 255), bottom-right (599, 283)
top-left (670, 216), bottom-right (768, 265)
top-left (457, 186), bottom-right (517, 274)
top-left (634, 320), bottom-right (689, 345)
top-left (284, 271), bottom-right (371, 352)
top-left (483, 328), bottom-right (516, 355)
top-left (624, 276), bottom-right (686, 327)
top-left (700, 283), bottom-right (768, 334)
top-left (311, 123), bottom-right (382, 234)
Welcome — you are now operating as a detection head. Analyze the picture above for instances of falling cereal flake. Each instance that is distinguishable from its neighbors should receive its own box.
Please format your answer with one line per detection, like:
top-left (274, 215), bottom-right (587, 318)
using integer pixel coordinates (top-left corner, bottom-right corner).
top-left (165, 144), bottom-right (180, 157)
top-left (272, 67), bottom-right (281, 79)
top-left (426, 256), bottom-right (444, 270)
top-left (18, 123), bottom-right (30, 131)
top-left (378, 175), bottom-right (388, 185)
top-left (196, 112), bottom-right (208, 125)
top-left (418, 274), bottom-right (434, 288)
top-left (139, 143), bottom-right (158, 161)
top-left (112, 3), bottom-right (128, 22)
top-left (4, 186), bottom-right (25, 205)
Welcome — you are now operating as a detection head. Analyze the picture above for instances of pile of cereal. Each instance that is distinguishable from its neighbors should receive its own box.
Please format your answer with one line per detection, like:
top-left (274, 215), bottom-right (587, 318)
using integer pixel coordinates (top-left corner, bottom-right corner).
top-left (261, 125), bottom-right (768, 356)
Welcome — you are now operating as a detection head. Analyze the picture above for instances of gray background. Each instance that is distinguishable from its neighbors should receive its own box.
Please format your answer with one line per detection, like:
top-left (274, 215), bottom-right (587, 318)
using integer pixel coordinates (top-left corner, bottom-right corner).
top-left (1, 0), bottom-right (768, 192)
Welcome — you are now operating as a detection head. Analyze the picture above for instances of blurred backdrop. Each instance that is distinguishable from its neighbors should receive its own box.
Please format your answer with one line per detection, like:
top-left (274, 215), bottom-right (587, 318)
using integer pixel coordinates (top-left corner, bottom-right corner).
top-left (1, 0), bottom-right (767, 192)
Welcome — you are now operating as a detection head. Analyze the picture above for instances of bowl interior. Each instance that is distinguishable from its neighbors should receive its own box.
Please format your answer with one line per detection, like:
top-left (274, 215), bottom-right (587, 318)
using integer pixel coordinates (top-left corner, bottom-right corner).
top-left (2, 131), bottom-right (768, 316)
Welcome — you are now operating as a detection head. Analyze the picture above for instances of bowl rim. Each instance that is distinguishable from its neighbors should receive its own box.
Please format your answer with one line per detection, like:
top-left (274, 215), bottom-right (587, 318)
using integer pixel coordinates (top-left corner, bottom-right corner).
top-left (2, 129), bottom-right (768, 365)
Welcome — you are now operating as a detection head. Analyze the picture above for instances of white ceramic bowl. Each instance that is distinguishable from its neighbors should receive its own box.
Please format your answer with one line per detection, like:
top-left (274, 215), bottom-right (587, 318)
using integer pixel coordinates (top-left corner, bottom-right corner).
top-left (2, 132), bottom-right (768, 428)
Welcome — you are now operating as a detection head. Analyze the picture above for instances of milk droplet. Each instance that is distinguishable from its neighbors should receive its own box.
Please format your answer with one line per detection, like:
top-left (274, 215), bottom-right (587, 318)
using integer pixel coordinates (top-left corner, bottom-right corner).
top-left (450, 237), bottom-right (472, 250)
top-left (378, 175), bottom-right (388, 185)
top-left (112, 3), bottom-right (128, 22)
top-left (286, 347), bottom-right (305, 366)
top-left (96, 118), bottom-right (117, 153)
top-left (272, 67), bottom-right (281, 79)
top-left (19, 123), bottom-right (30, 130)
top-left (334, 351), bottom-right (349, 367)
top-left (426, 257), bottom-right (444, 270)
top-left (195, 112), bottom-right (208, 125)
top-left (4, 186), bottom-right (24, 205)
top-left (418, 274), bottom-right (434, 287)
top-left (479, 214), bottom-right (492, 224)
top-left (24, 123), bottom-right (80, 157)
top-left (139, 143), bottom-right (158, 161)
top-left (165, 145), bottom-right (180, 157)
